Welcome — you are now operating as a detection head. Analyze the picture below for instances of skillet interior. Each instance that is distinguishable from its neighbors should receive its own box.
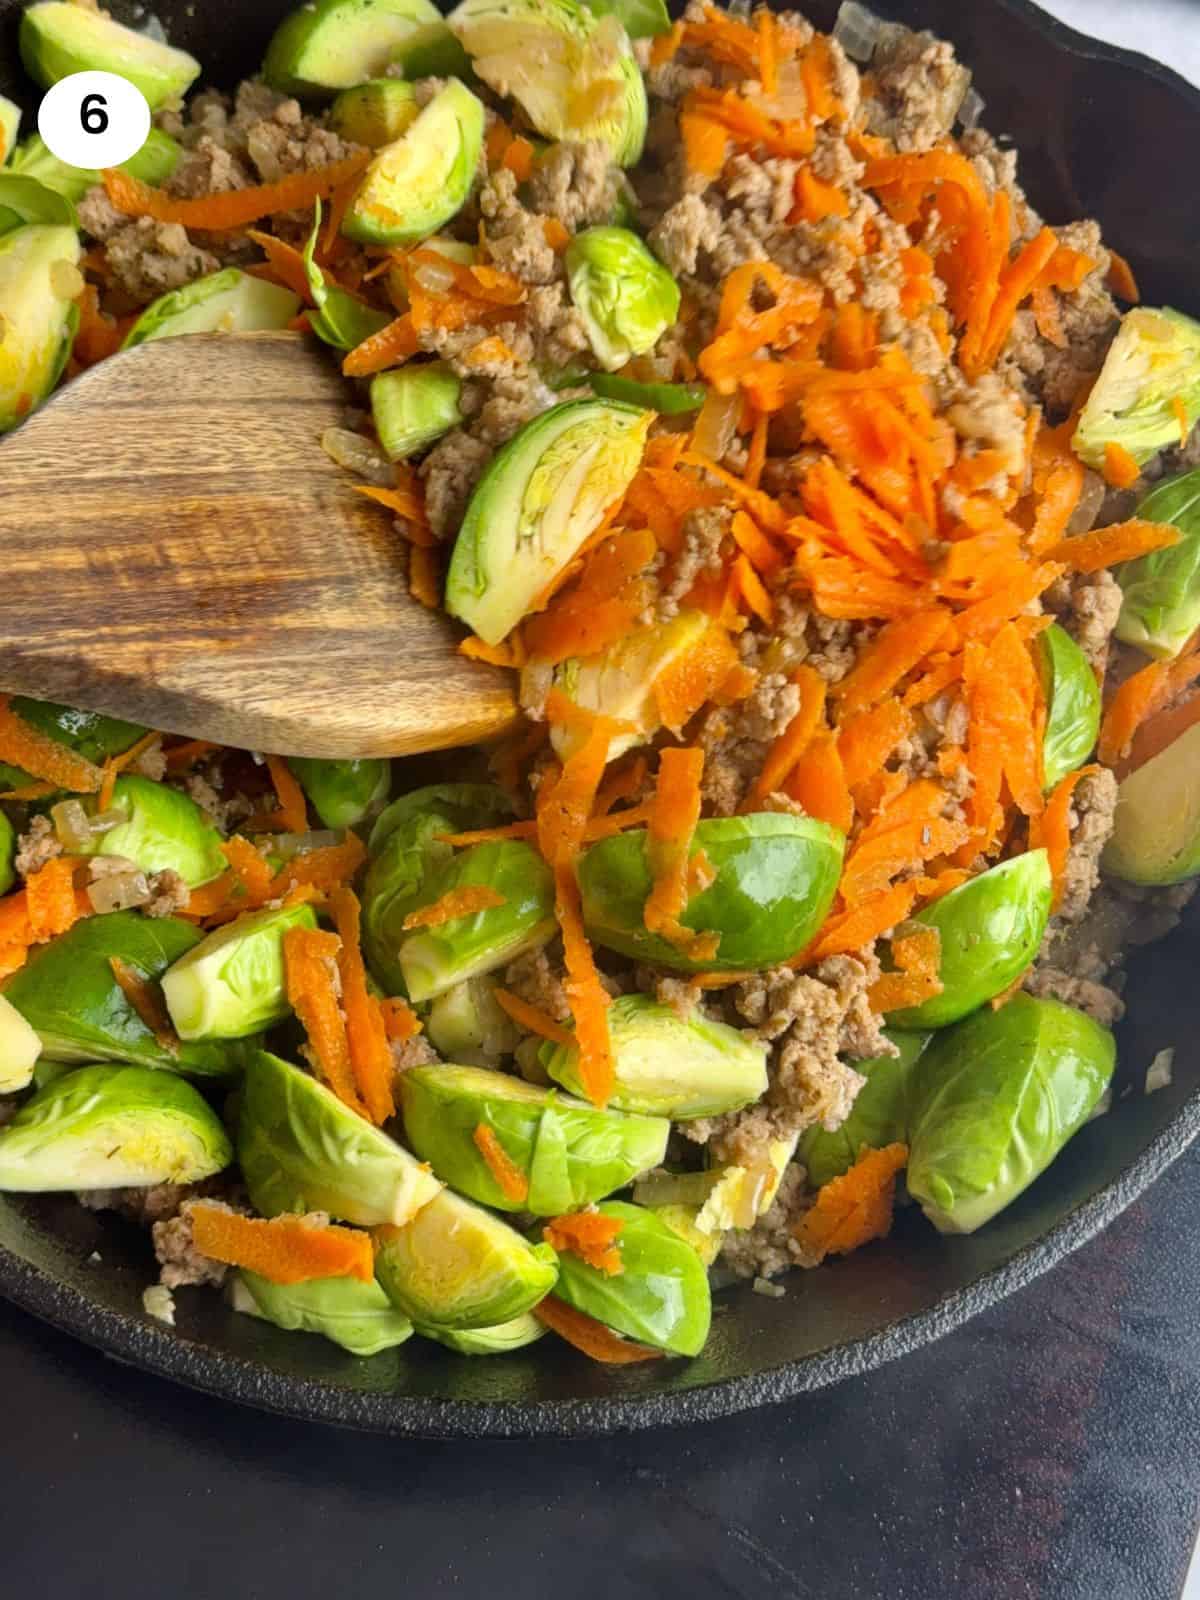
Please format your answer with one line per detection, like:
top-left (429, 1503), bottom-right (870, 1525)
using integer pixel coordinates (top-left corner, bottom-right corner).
top-left (0, 0), bottom-right (1198, 1436)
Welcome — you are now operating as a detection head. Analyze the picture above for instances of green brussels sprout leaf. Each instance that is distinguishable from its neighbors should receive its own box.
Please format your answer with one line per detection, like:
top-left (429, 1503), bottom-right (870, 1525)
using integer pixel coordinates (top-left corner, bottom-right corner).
top-left (0, 172), bottom-right (77, 230)
top-left (299, 204), bottom-right (392, 352)
top-left (414, 1312), bottom-right (545, 1354)
top-left (566, 226), bottom-right (680, 370)
top-left (262, 0), bottom-right (443, 96)
top-left (797, 1030), bottom-right (931, 1189)
top-left (77, 774), bottom-right (226, 888)
top-left (122, 268), bottom-right (302, 348)
top-left (580, 0), bottom-right (671, 39)
top-left (1073, 306), bottom-right (1200, 470)
top-left (230, 1269), bottom-right (414, 1356)
top-left (587, 372), bottom-right (707, 412)
top-left (425, 975), bottom-right (520, 1065)
top-left (1115, 468), bottom-right (1200, 660)
top-left (371, 363), bottom-right (463, 461)
top-left (10, 128), bottom-right (179, 204)
top-left (286, 754), bottom-right (390, 829)
top-left (0, 810), bottom-right (14, 897)
top-left (1038, 622), bottom-right (1101, 791)
top-left (0, 94), bottom-right (20, 164)
top-left (328, 78), bottom-right (420, 148)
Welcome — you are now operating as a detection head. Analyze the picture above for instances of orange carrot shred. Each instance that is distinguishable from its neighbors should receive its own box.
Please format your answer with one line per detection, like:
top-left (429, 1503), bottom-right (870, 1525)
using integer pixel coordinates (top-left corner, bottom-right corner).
top-left (1030, 766), bottom-right (1100, 912)
top-left (330, 886), bottom-right (395, 1125)
top-left (1106, 249), bottom-right (1140, 303)
top-left (532, 1294), bottom-right (663, 1364)
top-left (0, 696), bottom-right (103, 793)
top-left (544, 1211), bottom-right (624, 1276)
top-left (221, 835), bottom-right (273, 907)
top-left (283, 925), bottom-right (365, 1116)
top-left (192, 1205), bottom-right (374, 1285)
top-left (1118, 690), bottom-right (1200, 779)
top-left (492, 987), bottom-right (575, 1048)
top-left (833, 610), bottom-right (951, 717)
top-left (96, 730), bottom-right (160, 812)
top-left (804, 880), bottom-right (921, 963)
top-left (102, 152), bottom-right (371, 230)
top-left (742, 665), bottom-right (827, 810)
top-left (867, 925), bottom-right (943, 1012)
top-left (473, 1123), bottom-right (530, 1204)
top-left (785, 731), bottom-right (853, 835)
top-left (260, 754), bottom-right (308, 835)
top-left (25, 858), bottom-right (82, 943)
top-left (270, 834), bottom-right (368, 899)
top-left (1047, 518), bottom-right (1180, 574)
top-left (402, 885), bottom-right (506, 931)
top-left (837, 699), bottom-right (914, 791)
top-left (555, 859), bottom-right (614, 1109)
top-left (380, 996), bottom-right (422, 1042)
top-left (644, 747), bottom-right (716, 963)
top-left (342, 312), bottom-right (419, 377)
top-left (1102, 441), bottom-right (1142, 490)
top-left (408, 544), bottom-right (441, 610)
top-left (109, 957), bottom-right (180, 1055)
top-left (793, 1144), bottom-right (908, 1262)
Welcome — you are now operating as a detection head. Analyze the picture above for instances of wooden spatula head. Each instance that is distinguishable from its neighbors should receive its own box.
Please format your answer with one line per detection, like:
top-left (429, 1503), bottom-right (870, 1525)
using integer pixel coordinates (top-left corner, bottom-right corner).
top-left (0, 331), bottom-right (518, 757)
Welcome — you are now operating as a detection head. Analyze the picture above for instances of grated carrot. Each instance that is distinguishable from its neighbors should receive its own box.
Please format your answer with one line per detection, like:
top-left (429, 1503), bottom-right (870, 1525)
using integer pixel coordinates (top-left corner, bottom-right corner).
top-left (543, 217), bottom-right (570, 252)
top-left (533, 1294), bottom-right (663, 1363)
top-left (1098, 644), bottom-right (1200, 766)
top-left (793, 1143), bottom-right (908, 1262)
top-left (731, 553), bottom-right (774, 623)
top-left (804, 880), bottom-right (921, 963)
top-left (1030, 766), bottom-right (1099, 912)
top-left (867, 925), bottom-right (942, 1012)
top-left (473, 1124), bottom-right (530, 1204)
top-left (644, 747), bottom-right (718, 963)
top-left (832, 609), bottom-right (951, 717)
top-left (341, 312), bottom-right (419, 377)
top-left (408, 544), bottom-right (441, 610)
top-left (380, 995), bottom-right (422, 1042)
top-left (502, 135), bottom-right (534, 181)
top-left (970, 227), bottom-right (1059, 376)
top-left (0, 696), bottom-right (103, 793)
top-left (96, 730), bottom-right (161, 812)
top-left (742, 664), bottom-right (827, 810)
top-left (653, 623), bottom-right (742, 734)
top-left (330, 886), bottom-right (395, 1125)
top-left (109, 957), bottom-right (180, 1055)
top-left (837, 699), bottom-right (914, 791)
top-left (1031, 284), bottom-right (1066, 348)
top-left (841, 814), bottom-right (970, 901)
top-left (555, 859), bottom-right (614, 1108)
top-left (102, 152), bottom-right (371, 230)
top-left (1106, 249), bottom-right (1139, 303)
top-left (783, 731), bottom-right (853, 835)
top-left (25, 858), bottom-right (82, 943)
top-left (1048, 518), bottom-right (1180, 574)
top-left (793, 166), bottom-right (849, 223)
top-left (680, 107), bottom-right (729, 179)
top-left (192, 1205), bottom-right (374, 1285)
top-left (1118, 690), bottom-right (1200, 779)
top-left (402, 885), bottom-right (506, 931)
top-left (254, 754), bottom-right (308, 836)
top-left (245, 229), bottom-right (316, 303)
top-left (492, 987), bottom-right (574, 1048)
top-left (354, 481), bottom-right (434, 543)
top-left (1101, 441), bottom-right (1142, 490)
top-left (222, 835), bottom-right (273, 907)
top-left (283, 925), bottom-right (365, 1116)
top-left (270, 834), bottom-right (368, 899)
top-left (544, 1211), bottom-right (624, 1275)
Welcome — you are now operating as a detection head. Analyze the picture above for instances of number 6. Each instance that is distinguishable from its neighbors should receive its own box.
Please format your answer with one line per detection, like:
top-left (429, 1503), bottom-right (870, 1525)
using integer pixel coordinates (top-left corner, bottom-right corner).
top-left (80, 93), bottom-right (109, 135)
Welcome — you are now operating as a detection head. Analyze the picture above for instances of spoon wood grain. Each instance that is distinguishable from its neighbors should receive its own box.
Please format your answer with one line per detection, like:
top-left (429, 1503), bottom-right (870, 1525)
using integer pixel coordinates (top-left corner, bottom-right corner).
top-left (0, 331), bottom-right (519, 758)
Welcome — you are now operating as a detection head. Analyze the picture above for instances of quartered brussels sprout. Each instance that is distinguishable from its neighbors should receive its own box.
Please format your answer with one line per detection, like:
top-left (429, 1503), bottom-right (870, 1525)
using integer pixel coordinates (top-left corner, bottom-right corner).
top-left (425, 976), bottom-right (519, 1065)
top-left (262, 0), bottom-right (443, 96)
top-left (580, 0), bottom-right (670, 37)
top-left (19, 2), bottom-right (201, 107)
top-left (371, 364), bottom-right (463, 461)
top-left (446, 398), bottom-right (652, 644)
top-left (1073, 307), bottom-right (1200, 471)
top-left (0, 223), bottom-right (80, 434)
top-left (0, 172), bottom-right (76, 231)
top-left (230, 1270), bottom-right (414, 1356)
top-left (543, 993), bottom-right (767, 1119)
top-left (343, 79), bottom-right (485, 247)
top-left (162, 902), bottom-right (318, 1041)
top-left (10, 128), bottom-right (181, 204)
top-left (286, 756), bottom-right (390, 829)
top-left (449, 0), bottom-right (648, 166)
top-left (394, 840), bottom-right (556, 1003)
top-left (0, 992), bottom-right (42, 1094)
top-left (0, 1063), bottom-right (232, 1192)
top-left (886, 850), bottom-right (1053, 1030)
top-left (797, 1030), bottom-right (931, 1190)
top-left (907, 993), bottom-right (1116, 1234)
top-left (122, 269), bottom-right (301, 347)
top-left (0, 810), bottom-right (13, 897)
top-left (579, 813), bottom-right (845, 972)
top-left (565, 227), bottom-right (680, 371)
top-left (374, 1186), bottom-right (559, 1328)
top-left (400, 1062), bottom-right (669, 1213)
top-left (414, 1313), bottom-right (545, 1354)
top-left (546, 1199), bottom-right (711, 1356)
top-left (0, 95), bottom-right (19, 164)
top-left (1115, 468), bottom-right (1200, 660)
top-left (2, 912), bottom-right (248, 1076)
top-left (587, 372), bottom-right (707, 412)
top-left (77, 775), bottom-right (226, 888)
top-left (1103, 721), bottom-right (1200, 884)
top-left (328, 78), bottom-right (419, 148)
top-left (1038, 622), bottom-right (1101, 792)
top-left (238, 1050), bottom-right (442, 1226)
top-left (369, 782), bottom-right (514, 855)
top-left (0, 697), bottom-right (147, 791)
top-left (299, 204), bottom-right (392, 353)
top-left (387, 19), bottom-right (474, 78)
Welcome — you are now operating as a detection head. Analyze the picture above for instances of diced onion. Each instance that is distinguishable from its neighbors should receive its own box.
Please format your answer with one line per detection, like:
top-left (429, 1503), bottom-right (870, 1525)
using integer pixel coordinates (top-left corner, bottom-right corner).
top-left (320, 427), bottom-right (392, 485)
top-left (51, 799), bottom-right (93, 851)
top-left (88, 808), bottom-right (126, 835)
top-left (271, 830), bottom-right (342, 860)
top-left (833, 1), bottom-right (883, 63)
top-left (50, 260), bottom-right (85, 301)
top-left (413, 258), bottom-right (456, 296)
top-left (1145, 1047), bottom-right (1175, 1095)
top-left (87, 869), bottom-right (151, 914)
top-left (691, 389), bottom-right (740, 463)
top-left (957, 86), bottom-right (986, 131)
top-left (752, 1276), bottom-right (786, 1299)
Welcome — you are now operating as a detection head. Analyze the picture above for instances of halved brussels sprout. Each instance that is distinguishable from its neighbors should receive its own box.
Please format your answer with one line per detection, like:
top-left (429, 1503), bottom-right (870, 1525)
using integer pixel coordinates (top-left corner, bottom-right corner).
top-left (0, 810), bottom-right (13, 897)
top-left (886, 850), bottom-right (1053, 1030)
top-left (122, 268), bottom-right (301, 348)
top-left (580, 0), bottom-right (670, 37)
top-left (0, 992), bottom-right (42, 1094)
top-left (0, 223), bottom-right (79, 434)
top-left (0, 172), bottom-right (76, 230)
top-left (446, 398), bottom-right (652, 644)
top-left (579, 813), bottom-right (846, 972)
top-left (0, 95), bottom-right (19, 164)
top-left (374, 1187), bottom-right (558, 1328)
top-left (449, 0), bottom-right (648, 166)
top-left (230, 1270), bottom-right (414, 1356)
top-left (414, 1313), bottom-right (545, 1354)
top-left (386, 19), bottom-right (474, 77)
top-left (425, 976), bottom-right (519, 1065)
top-left (238, 1050), bottom-right (442, 1226)
top-left (546, 1199), bottom-right (710, 1356)
top-left (797, 1030), bottom-right (931, 1189)
top-left (543, 993), bottom-right (767, 1119)
top-left (907, 993), bottom-right (1116, 1233)
top-left (1102, 720), bottom-right (1200, 884)
top-left (299, 203), bottom-right (392, 353)
top-left (162, 902), bottom-right (318, 1041)
top-left (286, 756), bottom-right (390, 829)
top-left (343, 79), bottom-right (485, 247)
top-left (1038, 622), bottom-right (1102, 792)
top-left (262, 0), bottom-right (443, 96)
top-left (1073, 307), bottom-right (1200, 471)
top-left (78, 775), bottom-right (226, 888)
top-left (362, 784), bottom-right (516, 992)
top-left (19, 2), bottom-right (201, 108)
top-left (394, 840), bottom-right (556, 1003)
top-left (400, 1061), bottom-right (669, 1213)
top-left (328, 78), bottom-right (420, 148)
top-left (1115, 468), bottom-right (1200, 660)
top-left (0, 1064), bottom-right (232, 1192)
top-left (371, 363), bottom-right (463, 461)
top-left (10, 128), bottom-right (181, 204)
top-left (2, 912), bottom-right (248, 1076)
top-left (0, 697), bottom-right (146, 791)
top-left (587, 372), bottom-right (707, 412)
top-left (566, 227), bottom-right (680, 371)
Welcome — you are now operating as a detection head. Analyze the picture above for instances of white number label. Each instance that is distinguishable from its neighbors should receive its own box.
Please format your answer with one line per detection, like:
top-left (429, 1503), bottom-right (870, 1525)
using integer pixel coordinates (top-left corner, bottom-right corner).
top-left (37, 71), bottom-right (151, 170)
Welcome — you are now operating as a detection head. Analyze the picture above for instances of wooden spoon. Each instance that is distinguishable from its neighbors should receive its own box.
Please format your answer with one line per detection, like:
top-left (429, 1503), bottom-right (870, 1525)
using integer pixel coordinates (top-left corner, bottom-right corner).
top-left (0, 331), bottom-right (519, 758)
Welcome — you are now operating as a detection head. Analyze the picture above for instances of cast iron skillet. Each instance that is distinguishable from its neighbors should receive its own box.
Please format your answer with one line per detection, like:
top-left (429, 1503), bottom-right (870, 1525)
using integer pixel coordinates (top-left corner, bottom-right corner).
top-left (1, 0), bottom-right (1198, 1437)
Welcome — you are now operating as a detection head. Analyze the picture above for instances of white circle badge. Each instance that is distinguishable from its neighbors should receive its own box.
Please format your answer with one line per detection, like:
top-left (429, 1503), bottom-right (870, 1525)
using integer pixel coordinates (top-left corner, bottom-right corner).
top-left (37, 70), bottom-right (151, 170)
